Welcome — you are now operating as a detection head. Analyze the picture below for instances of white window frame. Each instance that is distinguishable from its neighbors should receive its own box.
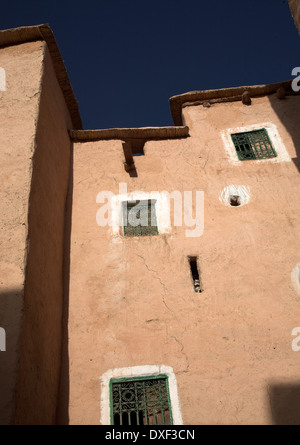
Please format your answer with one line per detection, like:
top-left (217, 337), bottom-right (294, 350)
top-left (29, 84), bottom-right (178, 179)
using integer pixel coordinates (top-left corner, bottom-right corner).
top-left (110, 191), bottom-right (172, 237)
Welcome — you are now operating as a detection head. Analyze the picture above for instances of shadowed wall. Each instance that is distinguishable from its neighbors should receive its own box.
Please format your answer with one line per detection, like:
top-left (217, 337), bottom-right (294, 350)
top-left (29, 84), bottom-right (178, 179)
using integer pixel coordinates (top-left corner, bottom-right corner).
top-left (12, 43), bottom-right (73, 424)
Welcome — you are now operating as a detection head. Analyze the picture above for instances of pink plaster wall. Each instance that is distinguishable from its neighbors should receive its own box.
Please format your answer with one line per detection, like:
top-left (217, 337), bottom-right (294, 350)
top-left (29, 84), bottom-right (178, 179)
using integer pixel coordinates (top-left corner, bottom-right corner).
top-left (67, 94), bottom-right (300, 424)
top-left (0, 41), bottom-right (44, 424)
top-left (0, 39), bottom-right (73, 424)
top-left (13, 43), bottom-right (73, 424)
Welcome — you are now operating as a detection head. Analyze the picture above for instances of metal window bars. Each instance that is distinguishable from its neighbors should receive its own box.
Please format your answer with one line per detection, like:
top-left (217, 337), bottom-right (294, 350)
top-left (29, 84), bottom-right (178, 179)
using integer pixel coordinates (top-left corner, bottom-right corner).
top-left (110, 376), bottom-right (173, 425)
top-left (231, 129), bottom-right (277, 161)
top-left (123, 200), bottom-right (158, 237)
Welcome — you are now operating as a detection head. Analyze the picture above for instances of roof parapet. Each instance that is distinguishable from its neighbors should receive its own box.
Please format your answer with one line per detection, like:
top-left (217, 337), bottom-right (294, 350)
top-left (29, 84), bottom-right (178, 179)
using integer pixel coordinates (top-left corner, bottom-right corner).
top-left (70, 126), bottom-right (189, 142)
top-left (169, 80), bottom-right (295, 126)
top-left (0, 24), bottom-right (82, 129)
top-left (70, 126), bottom-right (189, 155)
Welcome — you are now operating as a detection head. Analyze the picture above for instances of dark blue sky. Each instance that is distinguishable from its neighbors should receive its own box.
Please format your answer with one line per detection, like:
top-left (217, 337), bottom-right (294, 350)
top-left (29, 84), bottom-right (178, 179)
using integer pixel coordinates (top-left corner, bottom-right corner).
top-left (1, 0), bottom-right (300, 129)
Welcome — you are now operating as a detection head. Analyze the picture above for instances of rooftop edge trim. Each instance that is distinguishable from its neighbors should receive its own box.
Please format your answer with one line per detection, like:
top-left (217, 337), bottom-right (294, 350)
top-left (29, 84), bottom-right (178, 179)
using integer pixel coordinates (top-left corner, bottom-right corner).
top-left (70, 126), bottom-right (189, 142)
top-left (0, 24), bottom-right (83, 129)
top-left (169, 80), bottom-right (295, 126)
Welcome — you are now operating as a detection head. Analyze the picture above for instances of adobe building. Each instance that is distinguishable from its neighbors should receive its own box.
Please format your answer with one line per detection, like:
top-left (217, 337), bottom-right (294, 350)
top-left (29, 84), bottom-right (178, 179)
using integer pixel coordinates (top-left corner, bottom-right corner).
top-left (0, 23), bottom-right (300, 425)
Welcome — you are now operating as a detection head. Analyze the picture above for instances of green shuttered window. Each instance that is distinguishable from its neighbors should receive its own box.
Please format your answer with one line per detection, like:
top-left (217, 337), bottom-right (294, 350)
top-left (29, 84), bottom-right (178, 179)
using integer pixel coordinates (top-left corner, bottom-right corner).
top-left (231, 128), bottom-right (277, 161)
top-left (110, 375), bottom-right (173, 425)
top-left (123, 199), bottom-right (158, 237)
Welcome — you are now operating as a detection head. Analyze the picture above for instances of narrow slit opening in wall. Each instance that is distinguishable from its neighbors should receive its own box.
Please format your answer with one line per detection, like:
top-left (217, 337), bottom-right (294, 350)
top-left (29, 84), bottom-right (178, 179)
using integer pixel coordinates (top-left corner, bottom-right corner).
top-left (188, 256), bottom-right (202, 293)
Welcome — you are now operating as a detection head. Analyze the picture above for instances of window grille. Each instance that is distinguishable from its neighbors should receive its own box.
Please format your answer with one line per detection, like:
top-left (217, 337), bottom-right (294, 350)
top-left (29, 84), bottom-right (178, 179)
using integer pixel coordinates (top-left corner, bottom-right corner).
top-left (110, 376), bottom-right (173, 425)
top-left (231, 129), bottom-right (277, 161)
top-left (123, 199), bottom-right (158, 237)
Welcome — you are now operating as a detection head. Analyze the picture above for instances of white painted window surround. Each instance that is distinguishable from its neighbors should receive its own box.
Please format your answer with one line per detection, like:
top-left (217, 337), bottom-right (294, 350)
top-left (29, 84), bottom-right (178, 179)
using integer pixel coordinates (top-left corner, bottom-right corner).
top-left (110, 191), bottom-right (172, 236)
top-left (221, 122), bottom-right (291, 164)
top-left (100, 365), bottom-right (183, 425)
